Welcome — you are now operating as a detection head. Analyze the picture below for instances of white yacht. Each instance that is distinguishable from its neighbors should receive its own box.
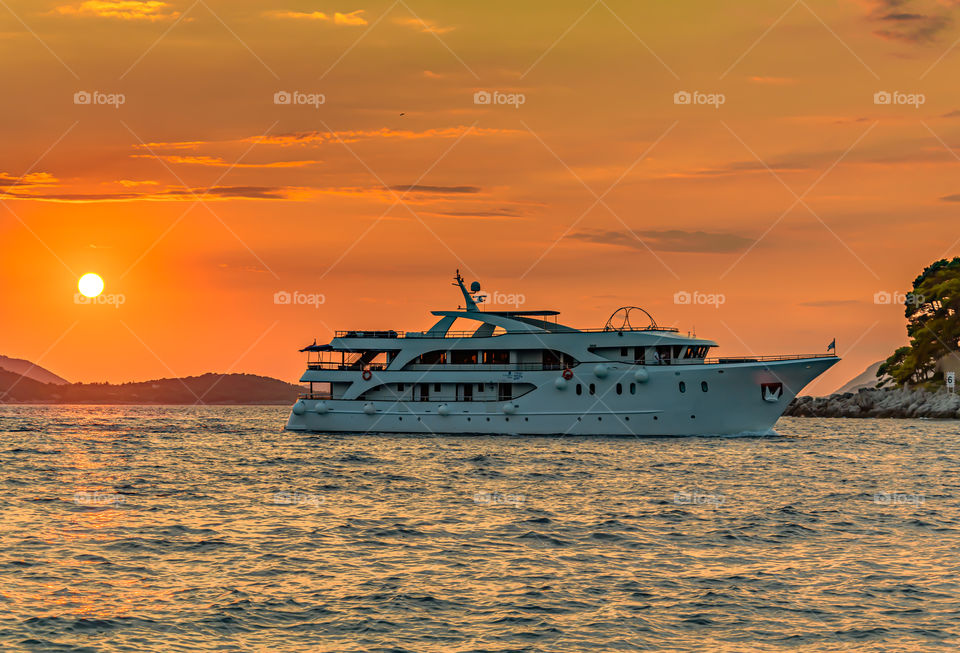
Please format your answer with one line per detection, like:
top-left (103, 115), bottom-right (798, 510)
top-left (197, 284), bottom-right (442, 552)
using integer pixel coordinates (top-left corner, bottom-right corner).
top-left (286, 272), bottom-right (838, 436)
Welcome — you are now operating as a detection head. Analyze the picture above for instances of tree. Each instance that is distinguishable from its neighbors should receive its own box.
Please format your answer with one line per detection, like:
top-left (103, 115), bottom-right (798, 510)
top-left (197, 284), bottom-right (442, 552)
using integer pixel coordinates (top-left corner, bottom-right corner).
top-left (877, 257), bottom-right (960, 387)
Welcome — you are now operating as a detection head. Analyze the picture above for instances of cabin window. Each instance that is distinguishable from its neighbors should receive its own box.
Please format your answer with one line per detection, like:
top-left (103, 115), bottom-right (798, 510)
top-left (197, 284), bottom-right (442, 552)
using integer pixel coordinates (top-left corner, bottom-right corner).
top-left (434, 383), bottom-right (442, 392)
top-left (451, 350), bottom-right (478, 364)
top-left (483, 350), bottom-right (510, 364)
top-left (635, 347), bottom-right (645, 363)
top-left (419, 384), bottom-right (429, 401)
top-left (616, 383), bottom-right (622, 395)
top-left (418, 351), bottom-right (446, 365)
top-left (701, 381), bottom-right (708, 392)
top-left (477, 383), bottom-right (484, 393)
top-left (589, 383), bottom-right (596, 395)
top-left (620, 347), bottom-right (628, 357)
top-left (630, 383), bottom-right (636, 394)
top-left (396, 383), bottom-right (405, 392)
top-left (679, 382), bottom-right (686, 393)
top-left (576, 384), bottom-right (582, 395)
top-left (461, 384), bottom-right (473, 401)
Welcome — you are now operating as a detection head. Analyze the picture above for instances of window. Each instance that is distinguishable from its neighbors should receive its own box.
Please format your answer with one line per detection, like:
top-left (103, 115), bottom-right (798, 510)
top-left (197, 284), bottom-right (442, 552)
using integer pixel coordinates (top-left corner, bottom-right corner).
top-left (498, 383), bottom-right (512, 401)
top-left (450, 350), bottom-right (478, 364)
top-left (434, 383), bottom-right (442, 392)
top-left (620, 347), bottom-right (628, 356)
top-left (589, 383), bottom-right (596, 395)
top-left (630, 383), bottom-right (636, 394)
top-left (576, 384), bottom-right (582, 395)
top-left (483, 350), bottom-right (510, 364)
top-left (679, 382), bottom-right (686, 393)
top-left (701, 381), bottom-right (708, 392)
top-left (418, 351), bottom-right (446, 365)
top-left (396, 383), bottom-right (405, 392)
top-left (477, 383), bottom-right (484, 392)
top-left (616, 383), bottom-right (622, 395)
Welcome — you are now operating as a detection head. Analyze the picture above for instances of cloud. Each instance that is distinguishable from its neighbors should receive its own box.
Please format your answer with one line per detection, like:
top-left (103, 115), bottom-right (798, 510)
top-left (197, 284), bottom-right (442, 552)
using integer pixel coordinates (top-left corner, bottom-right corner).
top-left (939, 193), bottom-right (960, 201)
top-left (394, 16), bottom-right (455, 34)
top-left (54, 1), bottom-right (180, 21)
top-left (118, 179), bottom-right (159, 187)
top-left (251, 126), bottom-right (516, 147)
top-left (130, 154), bottom-right (321, 168)
top-left (430, 208), bottom-right (525, 219)
top-left (942, 109), bottom-right (960, 118)
top-left (388, 185), bottom-right (481, 194)
top-left (265, 9), bottom-right (367, 26)
top-left (0, 172), bottom-right (58, 189)
top-left (861, 0), bottom-right (955, 43)
top-left (4, 185), bottom-right (294, 203)
top-left (569, 229), bottom-right (755, 253)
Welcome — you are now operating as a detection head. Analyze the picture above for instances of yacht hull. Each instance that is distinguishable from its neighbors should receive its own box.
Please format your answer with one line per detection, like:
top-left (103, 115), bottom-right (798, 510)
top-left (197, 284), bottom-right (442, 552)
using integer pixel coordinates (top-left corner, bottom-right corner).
top-left (285, 356), bottom-right (837, 436)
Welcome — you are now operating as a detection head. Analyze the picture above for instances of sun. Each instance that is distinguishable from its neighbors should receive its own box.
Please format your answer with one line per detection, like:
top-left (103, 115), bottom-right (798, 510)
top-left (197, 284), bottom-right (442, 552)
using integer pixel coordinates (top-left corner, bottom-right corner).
top-left (78, 273), bottom-right (104, 298)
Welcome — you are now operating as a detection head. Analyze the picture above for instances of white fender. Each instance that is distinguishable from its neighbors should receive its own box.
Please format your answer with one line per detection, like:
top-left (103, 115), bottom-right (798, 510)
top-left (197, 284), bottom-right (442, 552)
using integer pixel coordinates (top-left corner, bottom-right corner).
top-left (634, 368), bottom-right (649, 383)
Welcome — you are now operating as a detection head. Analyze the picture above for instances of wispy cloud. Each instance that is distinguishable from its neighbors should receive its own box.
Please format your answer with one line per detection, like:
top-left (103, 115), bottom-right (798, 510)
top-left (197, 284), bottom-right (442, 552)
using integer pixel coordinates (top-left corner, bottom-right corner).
top-left (53, 1), bottom-right (180, 21)
top-left (860, 0), bottom-right (956, 43)
top-left (4, 185), bottom-right (295, 203)
top-left (394, 16), bottom-right (455, 34)
top-left (388, 184), bottom-right (480, 194)
top-left (570, 229), bottom-right (755, 253)
top-left (130, 154), bottom-right (321, 168)
top-left (265, 9), bottom-right (367, 26)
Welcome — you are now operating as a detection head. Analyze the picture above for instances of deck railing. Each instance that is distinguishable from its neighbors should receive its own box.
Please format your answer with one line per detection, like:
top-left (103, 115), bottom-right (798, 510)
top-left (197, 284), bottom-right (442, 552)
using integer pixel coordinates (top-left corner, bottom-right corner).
top-left (333, 326), bottom-right (681, 339)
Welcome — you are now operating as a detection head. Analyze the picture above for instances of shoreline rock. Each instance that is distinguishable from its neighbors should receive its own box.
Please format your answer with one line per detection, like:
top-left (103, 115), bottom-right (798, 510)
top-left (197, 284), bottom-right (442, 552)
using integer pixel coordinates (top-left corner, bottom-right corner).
top-left (785, 387), bottom-right (960, 419)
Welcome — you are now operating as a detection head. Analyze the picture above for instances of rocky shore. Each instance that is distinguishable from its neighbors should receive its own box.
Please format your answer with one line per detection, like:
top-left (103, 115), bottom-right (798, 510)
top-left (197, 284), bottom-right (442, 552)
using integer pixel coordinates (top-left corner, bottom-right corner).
top-left (785, 387), bottom-right (960, 419)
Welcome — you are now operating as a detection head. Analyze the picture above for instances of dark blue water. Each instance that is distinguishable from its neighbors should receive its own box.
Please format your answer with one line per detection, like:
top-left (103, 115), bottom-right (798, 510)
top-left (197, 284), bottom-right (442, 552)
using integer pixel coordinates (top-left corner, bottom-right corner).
top-left (1, 406), bottom-right (957, 651)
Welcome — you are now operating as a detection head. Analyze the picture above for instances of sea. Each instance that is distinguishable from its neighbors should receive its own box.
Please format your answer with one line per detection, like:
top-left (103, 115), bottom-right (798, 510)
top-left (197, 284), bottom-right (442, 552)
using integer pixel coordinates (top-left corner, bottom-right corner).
top-left (0, 406), bottom-right (957, 652)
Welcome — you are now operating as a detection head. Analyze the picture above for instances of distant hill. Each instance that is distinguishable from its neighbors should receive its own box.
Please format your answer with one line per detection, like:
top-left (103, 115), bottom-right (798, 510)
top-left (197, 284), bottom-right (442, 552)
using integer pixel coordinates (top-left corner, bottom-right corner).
top-left (0, 355), bottom-right (68, 385)
top-left (0, 370), bottom-right (301, 405)
top-left (832, 361), bottom-right (885, 395)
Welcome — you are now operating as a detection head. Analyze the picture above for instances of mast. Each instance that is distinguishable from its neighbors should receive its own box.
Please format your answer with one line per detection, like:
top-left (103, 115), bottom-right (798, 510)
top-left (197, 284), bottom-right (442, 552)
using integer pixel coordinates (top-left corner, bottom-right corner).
top-left (452, 269), bottom-right (479, 312)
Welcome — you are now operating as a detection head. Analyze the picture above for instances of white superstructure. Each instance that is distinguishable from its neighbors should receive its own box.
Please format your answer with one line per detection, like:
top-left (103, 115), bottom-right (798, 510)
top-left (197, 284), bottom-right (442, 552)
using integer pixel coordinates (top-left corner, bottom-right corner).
top-left (286, 272), bottom-right (838, 436)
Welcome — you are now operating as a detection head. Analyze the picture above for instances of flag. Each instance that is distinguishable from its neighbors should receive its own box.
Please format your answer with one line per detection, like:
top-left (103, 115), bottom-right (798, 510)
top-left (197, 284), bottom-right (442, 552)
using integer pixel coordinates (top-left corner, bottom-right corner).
top-left (827, 338), bottom-right (836, 352)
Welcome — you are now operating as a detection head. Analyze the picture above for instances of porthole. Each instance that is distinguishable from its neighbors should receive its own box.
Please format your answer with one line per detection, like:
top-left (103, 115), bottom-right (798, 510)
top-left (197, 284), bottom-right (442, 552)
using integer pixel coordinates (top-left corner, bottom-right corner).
top-left (630, 383), bottom-right (636, 394)
top-left (486, 417), bottom-right (490, 421)
top-left (589, 383), bottom-right (596, 395)
top-left (467, 417), bottom-right (471, 421)
top-left (701, 381), bottom-right (708, 392)
top-left (679, 382), bottom-right (686, 393)
top-left (598, 416), bottom-right (602, 421)
top-left (616, 383), bottom-right (622, 395)
top-left (625, 416), bottom-right (630, 421)
top-left (690, 415), bottom-right (696, 419)
top-left (576, 384), bottom-right (583, 395)
top-left (653, 416), bottom-right (658, 420)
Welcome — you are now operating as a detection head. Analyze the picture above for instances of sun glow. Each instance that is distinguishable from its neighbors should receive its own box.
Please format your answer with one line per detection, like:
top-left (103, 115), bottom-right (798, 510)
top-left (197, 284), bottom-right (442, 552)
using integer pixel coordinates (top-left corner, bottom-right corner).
top-left (78, 273), bottom-right (104, 298)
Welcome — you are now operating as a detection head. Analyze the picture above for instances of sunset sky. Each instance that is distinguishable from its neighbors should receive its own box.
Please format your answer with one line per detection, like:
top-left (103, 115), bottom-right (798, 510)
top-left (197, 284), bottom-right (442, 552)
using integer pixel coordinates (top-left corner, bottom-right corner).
top-left (4, 0), bottom-right (960, 393)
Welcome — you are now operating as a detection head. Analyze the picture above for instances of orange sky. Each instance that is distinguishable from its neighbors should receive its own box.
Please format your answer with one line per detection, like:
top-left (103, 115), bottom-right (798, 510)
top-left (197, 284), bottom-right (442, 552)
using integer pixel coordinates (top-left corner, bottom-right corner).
top-left (3, 0), bottom-right (960, 394)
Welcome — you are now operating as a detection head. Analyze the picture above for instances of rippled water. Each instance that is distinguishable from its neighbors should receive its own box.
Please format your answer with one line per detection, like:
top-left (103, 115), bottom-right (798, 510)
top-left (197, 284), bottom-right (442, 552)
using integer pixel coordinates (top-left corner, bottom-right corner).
top-left (1, 406), bottom-right (958, 652)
